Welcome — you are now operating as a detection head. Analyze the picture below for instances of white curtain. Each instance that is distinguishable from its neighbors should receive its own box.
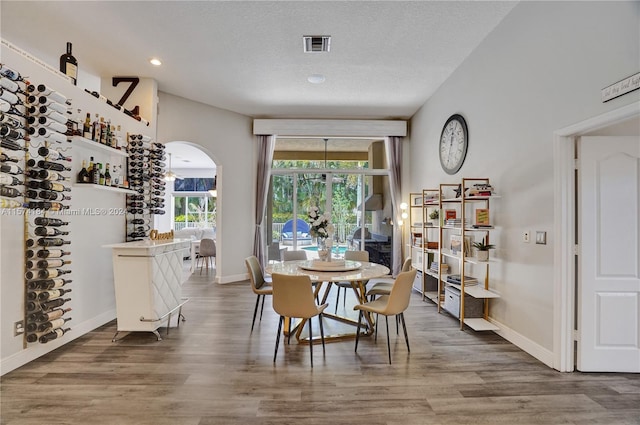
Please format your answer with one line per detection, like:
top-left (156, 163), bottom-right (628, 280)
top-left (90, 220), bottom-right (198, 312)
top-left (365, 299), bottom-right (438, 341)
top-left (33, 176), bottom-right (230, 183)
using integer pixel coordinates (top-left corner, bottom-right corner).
top-left (253, 135), bottom-right (275, 268)
top-left (385, 136), bottom-right (403, 276)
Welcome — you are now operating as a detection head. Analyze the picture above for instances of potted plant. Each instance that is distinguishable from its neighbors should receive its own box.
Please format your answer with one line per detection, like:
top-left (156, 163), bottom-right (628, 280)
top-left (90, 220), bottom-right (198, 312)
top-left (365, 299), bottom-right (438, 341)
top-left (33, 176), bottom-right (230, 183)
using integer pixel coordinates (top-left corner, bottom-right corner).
top-left (472, 239), bottom-right (495, 261)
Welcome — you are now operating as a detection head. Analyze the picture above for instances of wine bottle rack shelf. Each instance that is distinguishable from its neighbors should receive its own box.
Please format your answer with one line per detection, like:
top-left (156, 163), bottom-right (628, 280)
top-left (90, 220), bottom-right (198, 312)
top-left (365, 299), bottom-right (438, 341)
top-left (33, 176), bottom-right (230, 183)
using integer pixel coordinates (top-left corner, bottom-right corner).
top-left (72, 183), bottom-right (137, 195)
top-left (71, 135), bottom-right (128, 157)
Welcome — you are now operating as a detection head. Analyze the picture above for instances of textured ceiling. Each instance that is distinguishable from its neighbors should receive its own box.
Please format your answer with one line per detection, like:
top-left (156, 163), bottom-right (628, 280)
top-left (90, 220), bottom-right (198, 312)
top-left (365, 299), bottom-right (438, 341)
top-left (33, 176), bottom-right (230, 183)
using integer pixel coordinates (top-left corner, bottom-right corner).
top-left (1, 1), bottom-right (518, 120)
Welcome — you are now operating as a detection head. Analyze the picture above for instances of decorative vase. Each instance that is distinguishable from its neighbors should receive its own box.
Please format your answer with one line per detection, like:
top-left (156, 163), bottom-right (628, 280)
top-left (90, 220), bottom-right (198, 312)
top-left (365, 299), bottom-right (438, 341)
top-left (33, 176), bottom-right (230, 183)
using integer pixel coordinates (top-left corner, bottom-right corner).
top-left (477, 250), bottom-right (489, 262)
top-left (316, 237), bottom-right (330, 262)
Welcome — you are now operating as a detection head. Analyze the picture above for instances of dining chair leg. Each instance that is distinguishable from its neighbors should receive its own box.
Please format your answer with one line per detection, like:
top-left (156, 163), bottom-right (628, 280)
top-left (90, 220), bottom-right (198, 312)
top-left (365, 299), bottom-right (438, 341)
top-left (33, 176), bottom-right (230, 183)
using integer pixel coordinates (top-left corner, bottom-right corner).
top-left (375, 313), bottom-right (379, 343)
top-left (251, 294), bottom-right (260, 332)
top-left (319, 313), bottom-right (326, 353)
top-left (308, 317), bottom-right (313, 368)
top-left (385, 315), bottom-right (391, 364)
top-left (287, 318), bottom-right (292, 345)
top-left (396, 315), bottom-right (399, 335)
top-left (400, 312), bottom-right (410, 353)
top-left (259, 294), bottom-right (266, 320)
top-left (274, 315), bottom-right (284, 363)
top-left (355, 311), bottom-right (363, 352)
top-left (335, 286), bottom-right (340, 313)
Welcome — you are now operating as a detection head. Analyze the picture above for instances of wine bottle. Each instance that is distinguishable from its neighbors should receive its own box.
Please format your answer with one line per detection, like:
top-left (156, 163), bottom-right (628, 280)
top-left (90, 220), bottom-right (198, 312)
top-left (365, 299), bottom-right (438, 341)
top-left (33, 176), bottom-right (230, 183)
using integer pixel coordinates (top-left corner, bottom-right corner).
top-left (36, 287), bottom-right (72, 300)
top-left (34, 217), bottom-right (68, 227)
top-left (25, 322), bottom-right (39, 333)
top-left (35, 160), bottom-right (71, 172)
top-left (26, 237), bottom-right (71, 247)
top-left (77, 159), bottom-right (89, 183)
top-left (26, 268), bottom-right (71, 280)
top-left (0, 186), bottom-right (21, 198)
top-left (104, 163), bottom-right (111, 186)
top-left (0, 99), bottom-right (25, 117)
top-left (0, 123), bottom-right (25, 140)
top-left (28, 95), bottom-right (68, 114)
top-left (1, 152), bottom-right (19, 163)
top-left (0, 174), bottom-right (22, 186)
top-left (40, 297), bottom-right (71, 311)
top-left (34, 127), bottom-right (67, 144)
top-left (0, 112), bottom-right (25, 129)
top-left (37, 104), bottom-right (68, 123)
top-left (36, 259), bottom-right (71, 269)
top-left (37, 116), bottom-right (68, 134)
top-left (25, 189), bottom-right (40, 200)
top-left (30, 84), bottom-right (69, 104)
top-left (59, 42), bottom-right (77, 85)
top-left (37, 147), bottom-right (71, 162)
top-left (0, 198), bottom-right (23, 208)
top-left (38, 327), bottom-right (71, 343)
top-left (37, 169), bottom-right (69, 181)
top-left (37, 317), bottom-right (72, 332)
top-left (38, 307), bottom-right (71, 322)
top-left (26, 331), bottom-right (49, 343)
top-left (0, 138), bottom-right (27, 151)
top-left (27, 278), bottom-right (71, 291)
top-left (0, 65), bottom-right (25, 82)
top-left (39, 190), bottom-right (71, 201)
top-left (34, 249), bottom-right (71, 258)
top-left (0, 87), bottom-right (21, 105)
top-left (0, 162), bottom-right (23, 175)
top-left (0, 76), bottom-right (22, 93)
top-left (34, 226), bottom-right (69, 237)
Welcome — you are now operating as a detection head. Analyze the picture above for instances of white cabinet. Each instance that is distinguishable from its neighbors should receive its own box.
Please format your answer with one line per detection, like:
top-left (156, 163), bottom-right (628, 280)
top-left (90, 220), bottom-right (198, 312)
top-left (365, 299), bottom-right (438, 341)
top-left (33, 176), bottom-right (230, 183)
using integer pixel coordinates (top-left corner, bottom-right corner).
top-left (104, 239), bottom-right (190, 340)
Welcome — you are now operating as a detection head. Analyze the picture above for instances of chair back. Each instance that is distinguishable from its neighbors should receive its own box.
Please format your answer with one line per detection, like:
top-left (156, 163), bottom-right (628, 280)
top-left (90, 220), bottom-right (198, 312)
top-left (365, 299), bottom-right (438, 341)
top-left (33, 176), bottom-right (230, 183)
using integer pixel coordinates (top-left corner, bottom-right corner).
top-left (245, 256), bottom-right (267, 290)
top-left (401, 257), bottom-right (412, 272)
top-left (383, 269), bottom-right (417, 315)
top-left (200, 238), bottom-right (216, 256)
top-left (271, 273), bottom-right (319, 319)
top-left (282, 250), bottom-right (307, 261)
top-left (345, 250), bottom-right (369, 262)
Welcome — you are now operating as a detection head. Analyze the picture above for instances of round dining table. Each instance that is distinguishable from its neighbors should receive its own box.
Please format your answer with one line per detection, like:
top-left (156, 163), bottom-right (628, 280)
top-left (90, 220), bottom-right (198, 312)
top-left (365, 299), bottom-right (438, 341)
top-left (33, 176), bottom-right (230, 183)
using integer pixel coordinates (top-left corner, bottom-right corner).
top-left (266, 259), bottom-right (391, 343)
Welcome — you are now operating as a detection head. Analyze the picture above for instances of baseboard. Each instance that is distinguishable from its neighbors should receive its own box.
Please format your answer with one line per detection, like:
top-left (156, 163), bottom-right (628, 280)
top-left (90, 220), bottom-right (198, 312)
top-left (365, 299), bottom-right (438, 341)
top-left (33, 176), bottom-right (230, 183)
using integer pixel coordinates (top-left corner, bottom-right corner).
top-left (215, 272), bottom-right (249, 284)
top-left (1, 309), bottom-right (116, 376)
top-left (489, 317), bottom-right (555, 369)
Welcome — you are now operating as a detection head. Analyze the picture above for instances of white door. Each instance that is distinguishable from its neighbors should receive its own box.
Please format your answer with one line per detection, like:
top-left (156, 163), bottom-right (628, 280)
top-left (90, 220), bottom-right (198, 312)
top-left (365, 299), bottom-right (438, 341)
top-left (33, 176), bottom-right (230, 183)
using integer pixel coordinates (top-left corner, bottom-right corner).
top-left (578, 136), bottom-right (640, 372)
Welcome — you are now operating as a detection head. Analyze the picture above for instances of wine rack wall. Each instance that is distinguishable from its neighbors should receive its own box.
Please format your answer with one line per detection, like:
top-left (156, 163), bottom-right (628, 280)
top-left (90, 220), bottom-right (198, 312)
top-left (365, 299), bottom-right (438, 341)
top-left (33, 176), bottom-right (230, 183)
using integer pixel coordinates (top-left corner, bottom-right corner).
top-left (0, 63), bottom-right (74, 344)
top-left (126, 134), bottom-right (166, 241)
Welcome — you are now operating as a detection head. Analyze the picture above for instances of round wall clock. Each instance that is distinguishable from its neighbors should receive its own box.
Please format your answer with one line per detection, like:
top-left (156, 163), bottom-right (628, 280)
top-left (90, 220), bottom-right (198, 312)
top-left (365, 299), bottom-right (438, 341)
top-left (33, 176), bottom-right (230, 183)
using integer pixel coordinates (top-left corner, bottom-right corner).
top-left (439, 114), bottom-right (468, 175)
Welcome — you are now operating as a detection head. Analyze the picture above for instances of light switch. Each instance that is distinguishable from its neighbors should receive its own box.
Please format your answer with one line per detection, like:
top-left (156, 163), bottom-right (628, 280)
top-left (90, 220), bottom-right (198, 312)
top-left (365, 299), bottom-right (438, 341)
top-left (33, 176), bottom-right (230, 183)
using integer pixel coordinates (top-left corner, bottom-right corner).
top-left (536, 231), bottom-right (547, 245)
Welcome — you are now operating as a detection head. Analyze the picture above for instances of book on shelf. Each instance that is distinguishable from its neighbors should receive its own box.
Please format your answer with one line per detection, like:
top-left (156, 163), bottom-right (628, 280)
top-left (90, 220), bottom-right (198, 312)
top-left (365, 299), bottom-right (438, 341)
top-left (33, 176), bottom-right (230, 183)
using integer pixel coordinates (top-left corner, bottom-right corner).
top-left (446, 274), bottom-right (478, 286)
top-left (468, 183), bottom-right (495, 197)
top-left (429, 261), bottom-right (449, 273)
top-left (445, 209), bottom-right (457, 220)
top-left (450, 235), bottom-right (472, 256)
top-left (475, 208), bottom-right (490, 226)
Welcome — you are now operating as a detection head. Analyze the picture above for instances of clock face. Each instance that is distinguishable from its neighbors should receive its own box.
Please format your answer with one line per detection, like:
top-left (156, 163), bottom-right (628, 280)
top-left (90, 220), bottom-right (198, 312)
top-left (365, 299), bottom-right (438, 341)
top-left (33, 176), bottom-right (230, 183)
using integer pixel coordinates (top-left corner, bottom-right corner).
top-left (439, 114), bottom-right (468, 175)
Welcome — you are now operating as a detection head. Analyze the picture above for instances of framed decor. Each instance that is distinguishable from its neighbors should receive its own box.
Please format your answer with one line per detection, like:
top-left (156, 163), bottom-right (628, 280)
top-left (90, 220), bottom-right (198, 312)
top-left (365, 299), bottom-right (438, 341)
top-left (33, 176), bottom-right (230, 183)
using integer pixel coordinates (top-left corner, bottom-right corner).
top-left (413, 196), bottom-right (423, 206)
top-left (602, 72), bottom-right (640, 103)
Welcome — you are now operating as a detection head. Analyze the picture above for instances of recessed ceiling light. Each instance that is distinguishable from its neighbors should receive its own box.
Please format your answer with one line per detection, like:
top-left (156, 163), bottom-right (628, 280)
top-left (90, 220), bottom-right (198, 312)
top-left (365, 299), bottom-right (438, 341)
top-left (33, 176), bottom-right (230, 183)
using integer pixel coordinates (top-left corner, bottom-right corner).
top-left (149, 58), bottom-right (162, 66)
top-left (307, 74), bottom-right (326, 84)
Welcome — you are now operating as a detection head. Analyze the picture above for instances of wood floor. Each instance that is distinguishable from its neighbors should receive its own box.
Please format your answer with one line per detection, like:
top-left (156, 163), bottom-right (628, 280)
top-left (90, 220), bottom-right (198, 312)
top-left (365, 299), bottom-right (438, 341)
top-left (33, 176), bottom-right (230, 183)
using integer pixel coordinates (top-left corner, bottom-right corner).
top-left (2, 265), bottom-right (639, 425)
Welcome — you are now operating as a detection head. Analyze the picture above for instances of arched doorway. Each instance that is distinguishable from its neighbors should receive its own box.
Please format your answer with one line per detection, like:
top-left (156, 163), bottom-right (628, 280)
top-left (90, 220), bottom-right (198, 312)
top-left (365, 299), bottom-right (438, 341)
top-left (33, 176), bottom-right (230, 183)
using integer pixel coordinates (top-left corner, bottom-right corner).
top-left (159, 141), bottom-right (219, 275)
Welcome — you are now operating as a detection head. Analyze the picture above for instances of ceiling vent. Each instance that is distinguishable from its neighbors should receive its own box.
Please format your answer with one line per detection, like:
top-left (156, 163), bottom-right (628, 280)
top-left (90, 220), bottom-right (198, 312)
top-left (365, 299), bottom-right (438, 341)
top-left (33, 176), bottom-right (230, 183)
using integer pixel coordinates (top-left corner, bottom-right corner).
top-left (303, 35), bottom-right (331, 53)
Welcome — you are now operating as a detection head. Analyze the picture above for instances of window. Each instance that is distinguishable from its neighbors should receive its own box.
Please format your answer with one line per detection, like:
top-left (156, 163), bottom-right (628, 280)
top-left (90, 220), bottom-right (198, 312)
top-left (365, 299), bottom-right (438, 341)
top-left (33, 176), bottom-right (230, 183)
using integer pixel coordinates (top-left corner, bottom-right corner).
top-left (173, 195), bottom-right (216, 230)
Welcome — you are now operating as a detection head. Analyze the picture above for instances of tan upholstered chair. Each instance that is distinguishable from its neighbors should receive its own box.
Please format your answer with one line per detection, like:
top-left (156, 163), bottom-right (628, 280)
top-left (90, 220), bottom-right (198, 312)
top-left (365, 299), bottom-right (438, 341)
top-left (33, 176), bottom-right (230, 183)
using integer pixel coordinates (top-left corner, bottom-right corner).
top-left (271, 273), bottom-right (328, 367)
top-left (354, 268), bottom-right (417, 364)
top-left (245, 256), bottom-right (272, 332)
top-left (366, 257), bottom-right (412, 301)
top-left (197, 238), bottom-right (216, 274)
top-left (281, 250), bottom-right (308, 261)
top-left (281, 250), bottom-right (320, 302)
top-left (334, 250), bottom-right (369, 312)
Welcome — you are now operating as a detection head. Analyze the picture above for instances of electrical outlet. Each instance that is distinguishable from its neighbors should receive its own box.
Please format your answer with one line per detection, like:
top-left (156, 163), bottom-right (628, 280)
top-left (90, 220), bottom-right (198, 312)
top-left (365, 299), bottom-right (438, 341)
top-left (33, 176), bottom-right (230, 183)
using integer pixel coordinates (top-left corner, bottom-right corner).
top-left (523, 231), bottom-right (530, 243)
top-left (14, 320), bottom-right (24, 336)
top-left (536, 231), bottom-right (547, 245)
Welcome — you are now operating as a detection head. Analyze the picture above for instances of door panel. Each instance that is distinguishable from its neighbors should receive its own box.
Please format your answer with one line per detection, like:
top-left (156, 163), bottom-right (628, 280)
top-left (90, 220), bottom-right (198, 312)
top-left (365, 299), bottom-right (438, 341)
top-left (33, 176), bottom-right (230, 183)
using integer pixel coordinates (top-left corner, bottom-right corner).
top-left (578, 136), bottom-right (640, 372)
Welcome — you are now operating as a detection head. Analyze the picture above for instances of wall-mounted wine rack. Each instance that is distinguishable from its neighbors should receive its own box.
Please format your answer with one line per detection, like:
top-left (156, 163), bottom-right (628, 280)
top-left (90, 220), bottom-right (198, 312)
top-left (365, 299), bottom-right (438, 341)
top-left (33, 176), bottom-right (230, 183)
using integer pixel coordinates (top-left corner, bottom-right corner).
top-left (125, 134), bottom-right (166, 241)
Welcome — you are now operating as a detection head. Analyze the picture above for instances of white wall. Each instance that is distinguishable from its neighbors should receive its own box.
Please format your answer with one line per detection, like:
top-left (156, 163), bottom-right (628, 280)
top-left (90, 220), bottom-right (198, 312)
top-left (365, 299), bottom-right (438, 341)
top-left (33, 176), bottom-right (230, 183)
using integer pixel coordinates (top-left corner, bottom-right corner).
top-left (156, 92), bottom-right (254, 283)
top-left (0, 43), bottom-right (153, 374)
top-left (408, 1), bottom-right (640, 361)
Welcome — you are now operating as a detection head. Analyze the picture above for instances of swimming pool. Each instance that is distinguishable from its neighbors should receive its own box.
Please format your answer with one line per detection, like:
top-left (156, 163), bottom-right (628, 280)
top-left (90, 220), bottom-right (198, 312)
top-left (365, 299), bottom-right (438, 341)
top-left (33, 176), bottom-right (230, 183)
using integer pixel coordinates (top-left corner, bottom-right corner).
top-left (302, 245), bottom-right (348, 255)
